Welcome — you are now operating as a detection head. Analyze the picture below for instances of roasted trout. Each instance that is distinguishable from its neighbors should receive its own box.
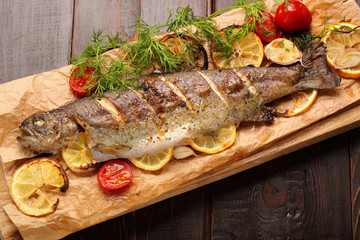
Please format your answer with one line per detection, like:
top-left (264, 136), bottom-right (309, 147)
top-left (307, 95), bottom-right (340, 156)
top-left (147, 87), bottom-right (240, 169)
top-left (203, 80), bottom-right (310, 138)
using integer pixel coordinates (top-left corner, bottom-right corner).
top-left (17, 43), bottom-right (341, 162)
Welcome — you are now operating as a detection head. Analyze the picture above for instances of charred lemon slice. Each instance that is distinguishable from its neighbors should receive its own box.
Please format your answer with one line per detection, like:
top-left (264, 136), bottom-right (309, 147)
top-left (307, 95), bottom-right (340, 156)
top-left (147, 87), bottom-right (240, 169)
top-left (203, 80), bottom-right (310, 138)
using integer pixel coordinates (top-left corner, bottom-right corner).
top-left (264, 38), bottom-right (301, 65)
top-left (129, 147), bottom-right (174, 171)
top-left (158, 34), bottom-right (208, 71)
top-left (321, 22), bottom-right (360, 78)
top-left (186, 124), bottom-right (236, 154)
top-left (10, 158), bottom-right (69, 216)
top-left (61, 132), bottom-right (97, 175)
top-left (211, 27), bottom-right (264, 69)
top-left (271, 89), bottom-right (318, 117)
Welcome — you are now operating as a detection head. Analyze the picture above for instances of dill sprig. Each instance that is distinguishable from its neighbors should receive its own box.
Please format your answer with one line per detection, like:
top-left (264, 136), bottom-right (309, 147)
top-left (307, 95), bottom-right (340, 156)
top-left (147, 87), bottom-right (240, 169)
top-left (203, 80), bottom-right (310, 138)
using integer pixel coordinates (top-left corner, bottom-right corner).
top-left (70, 30), bottom-right (125, 65)
top-left (131, 16), bottom-right (183, 73)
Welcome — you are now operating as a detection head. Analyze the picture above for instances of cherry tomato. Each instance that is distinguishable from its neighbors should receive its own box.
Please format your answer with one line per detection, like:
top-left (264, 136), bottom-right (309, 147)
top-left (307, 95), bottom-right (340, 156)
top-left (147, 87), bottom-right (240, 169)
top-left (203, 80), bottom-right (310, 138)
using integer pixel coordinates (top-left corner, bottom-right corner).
top-left (69, 66), bottom-right (96, 97)
top-left (97, 160), bottom-right (133, 190)
top-left (275, 1), bottom-right (312, 33)
top-left (250, 11), bottom-right (282, 43)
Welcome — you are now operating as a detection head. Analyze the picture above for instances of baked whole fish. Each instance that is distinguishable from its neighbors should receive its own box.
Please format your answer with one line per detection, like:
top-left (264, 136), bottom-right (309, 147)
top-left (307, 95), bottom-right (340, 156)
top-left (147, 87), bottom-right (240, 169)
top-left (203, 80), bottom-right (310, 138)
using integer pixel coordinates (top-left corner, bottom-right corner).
top-left (17, 43), bottom-right (341, 162)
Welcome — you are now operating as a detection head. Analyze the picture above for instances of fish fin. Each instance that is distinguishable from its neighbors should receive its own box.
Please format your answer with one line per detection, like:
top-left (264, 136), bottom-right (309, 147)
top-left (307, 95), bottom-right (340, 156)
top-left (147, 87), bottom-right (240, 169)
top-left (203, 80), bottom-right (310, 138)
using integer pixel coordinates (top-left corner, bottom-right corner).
top-left (299, 43), bottom-right (341, 90)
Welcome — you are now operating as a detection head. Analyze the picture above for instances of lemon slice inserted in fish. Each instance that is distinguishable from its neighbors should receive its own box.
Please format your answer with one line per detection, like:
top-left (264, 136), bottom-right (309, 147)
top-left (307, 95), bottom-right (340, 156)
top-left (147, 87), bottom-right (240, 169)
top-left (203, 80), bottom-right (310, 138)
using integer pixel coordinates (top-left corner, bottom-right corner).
top-left (186, 124), bottom-right (236, 154)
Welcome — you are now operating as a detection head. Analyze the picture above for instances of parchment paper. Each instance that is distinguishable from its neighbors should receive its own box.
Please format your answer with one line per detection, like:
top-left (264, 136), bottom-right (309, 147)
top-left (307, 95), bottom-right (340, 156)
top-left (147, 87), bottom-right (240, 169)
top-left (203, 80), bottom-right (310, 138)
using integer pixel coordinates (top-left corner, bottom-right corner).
top-left (1, 0), bottom-right (360, 239)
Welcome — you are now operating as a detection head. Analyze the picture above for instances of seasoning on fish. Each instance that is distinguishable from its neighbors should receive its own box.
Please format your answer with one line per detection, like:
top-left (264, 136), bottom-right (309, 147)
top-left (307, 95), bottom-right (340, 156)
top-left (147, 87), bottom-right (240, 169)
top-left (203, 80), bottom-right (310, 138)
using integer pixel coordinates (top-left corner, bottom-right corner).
top-left (17, 43), bottom-right (341, 162)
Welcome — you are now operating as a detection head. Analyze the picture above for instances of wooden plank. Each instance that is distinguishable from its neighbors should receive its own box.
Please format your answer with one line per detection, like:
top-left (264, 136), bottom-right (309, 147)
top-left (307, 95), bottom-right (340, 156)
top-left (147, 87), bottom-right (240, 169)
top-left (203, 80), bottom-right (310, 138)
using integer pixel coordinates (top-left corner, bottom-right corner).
top-left (72, 0), bottom-right (141, 56)
top-left (0, 0), bottom-right (74, 83)
top-left (213, 0), bottom-right (233, 11)
top-left (349, 2), bottom-right (359, 239)
top-left (211, 133), bottom-right (351, 239)
top-left (140, 0), bottom-right (209, 26)
top-left (133, 189), bottom-right (207, 239)
top-left (350, 128), bottom-right (360, 240)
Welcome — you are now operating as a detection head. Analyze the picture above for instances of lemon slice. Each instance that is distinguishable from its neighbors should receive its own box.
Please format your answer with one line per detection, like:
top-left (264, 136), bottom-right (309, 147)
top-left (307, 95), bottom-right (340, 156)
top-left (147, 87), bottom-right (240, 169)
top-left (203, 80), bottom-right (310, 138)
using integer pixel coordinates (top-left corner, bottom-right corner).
top-left (129, 147), bottom-right (174, 171)
top-left (211, 27), bottom-right (264, 69)
top-left (159, 34), bottom-right (207, 71)
top-left (271, 89), bottom-right (318, 117)
top-left (321, 22), bottom-right (360, 78)
top-left (264, 38), bottom-right (301, 65)
top-left (61, 132), bottom-right (97, 175)
top-left (186, 124), bottom-right (236, 154)
top-left (10, 158), bottom-right (69, 216)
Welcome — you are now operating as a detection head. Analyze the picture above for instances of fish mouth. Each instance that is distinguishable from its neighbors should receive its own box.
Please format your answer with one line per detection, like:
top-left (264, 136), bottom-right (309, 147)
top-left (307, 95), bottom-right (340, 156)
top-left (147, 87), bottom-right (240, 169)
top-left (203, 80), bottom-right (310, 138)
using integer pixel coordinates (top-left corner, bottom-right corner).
top-left (19, 126), bottom-right (34, 136)
top-left (17, 123), bottom-right (40, 146)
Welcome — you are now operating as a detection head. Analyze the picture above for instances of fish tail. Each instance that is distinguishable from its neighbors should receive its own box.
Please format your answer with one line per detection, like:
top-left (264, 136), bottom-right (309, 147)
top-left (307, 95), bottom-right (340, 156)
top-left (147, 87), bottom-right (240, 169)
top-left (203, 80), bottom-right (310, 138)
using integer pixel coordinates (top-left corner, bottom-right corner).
top-left (298, 43), bottom-right (341, 90)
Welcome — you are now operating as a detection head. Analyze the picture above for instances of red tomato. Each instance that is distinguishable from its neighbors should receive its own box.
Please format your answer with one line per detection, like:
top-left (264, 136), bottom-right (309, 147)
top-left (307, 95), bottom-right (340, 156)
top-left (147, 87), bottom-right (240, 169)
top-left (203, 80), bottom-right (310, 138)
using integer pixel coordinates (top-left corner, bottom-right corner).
top-left (69, 66), bottom-right (96, 97)
top-left (250, 11), bottom-right (282, 43)
top-left (97, 160), bottom-right (133, 190)
top-left (275, 1), bottom-right (312, 33)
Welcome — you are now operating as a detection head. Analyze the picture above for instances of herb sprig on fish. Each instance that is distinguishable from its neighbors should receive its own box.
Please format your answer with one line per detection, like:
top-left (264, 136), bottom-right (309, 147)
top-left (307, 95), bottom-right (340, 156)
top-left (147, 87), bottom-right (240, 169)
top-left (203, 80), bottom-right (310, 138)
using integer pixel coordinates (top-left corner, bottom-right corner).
top-left (69, 1), bottom-right (268, 97)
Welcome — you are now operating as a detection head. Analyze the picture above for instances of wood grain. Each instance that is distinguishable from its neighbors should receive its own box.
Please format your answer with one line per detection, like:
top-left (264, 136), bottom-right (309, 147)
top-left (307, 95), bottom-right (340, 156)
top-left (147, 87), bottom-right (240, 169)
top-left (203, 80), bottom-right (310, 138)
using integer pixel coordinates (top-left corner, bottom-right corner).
top-left (351, 128), bottom-right (360, 240)
top-left (0, 0), bottom-right (73, 83)
top-left (139, 0), bottom-right (209, 26)
top-left (72, 0), bottom-right (141, 56)
top-left (213, 0), bottom-right (233, 11)
top-left (211, 133), bottom-right (351, 239)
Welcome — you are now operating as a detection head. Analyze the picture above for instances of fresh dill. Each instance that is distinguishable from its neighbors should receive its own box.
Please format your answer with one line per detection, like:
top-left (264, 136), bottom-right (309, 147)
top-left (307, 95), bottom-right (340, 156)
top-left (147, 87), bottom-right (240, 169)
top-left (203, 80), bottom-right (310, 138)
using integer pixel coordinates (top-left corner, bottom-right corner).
top-left (69, 1), bottom-right (267, 97)
top-left (69, 30), bottom-right (125, 65)
top-left (132, 16), bottom-right (183, 73)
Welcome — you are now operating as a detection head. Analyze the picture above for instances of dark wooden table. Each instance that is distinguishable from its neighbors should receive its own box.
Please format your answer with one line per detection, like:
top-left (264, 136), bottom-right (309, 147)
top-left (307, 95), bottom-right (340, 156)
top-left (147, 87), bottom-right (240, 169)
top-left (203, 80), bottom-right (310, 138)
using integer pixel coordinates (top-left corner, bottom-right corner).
top-left (1, 0), bottom-right (360, 239)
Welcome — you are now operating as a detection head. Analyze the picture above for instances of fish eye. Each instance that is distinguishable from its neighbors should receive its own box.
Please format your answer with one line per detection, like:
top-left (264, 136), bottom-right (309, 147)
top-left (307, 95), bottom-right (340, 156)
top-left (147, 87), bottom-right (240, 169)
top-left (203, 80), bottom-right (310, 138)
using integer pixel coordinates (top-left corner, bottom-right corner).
top-left (33, 118), bottom-right (44, 128)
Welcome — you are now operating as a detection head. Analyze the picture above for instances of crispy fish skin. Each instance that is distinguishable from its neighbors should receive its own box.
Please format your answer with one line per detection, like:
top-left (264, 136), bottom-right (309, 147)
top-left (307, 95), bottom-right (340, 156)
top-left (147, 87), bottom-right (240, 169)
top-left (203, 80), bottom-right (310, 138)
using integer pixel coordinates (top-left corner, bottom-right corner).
top-left (17, 43), bottom-right (341, 162)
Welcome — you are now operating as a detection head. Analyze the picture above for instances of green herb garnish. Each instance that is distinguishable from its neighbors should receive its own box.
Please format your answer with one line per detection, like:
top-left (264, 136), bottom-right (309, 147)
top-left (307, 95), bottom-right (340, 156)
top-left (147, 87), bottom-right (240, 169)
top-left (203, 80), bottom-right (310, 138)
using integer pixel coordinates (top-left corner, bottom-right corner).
top-left (70, 2), bottom-right (266, 97)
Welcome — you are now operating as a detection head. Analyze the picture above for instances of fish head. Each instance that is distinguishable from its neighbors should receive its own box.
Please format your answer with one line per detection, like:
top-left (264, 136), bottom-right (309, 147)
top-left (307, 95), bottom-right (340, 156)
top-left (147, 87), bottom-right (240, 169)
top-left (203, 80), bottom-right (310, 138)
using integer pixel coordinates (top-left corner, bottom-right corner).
top-left (17, 109), bottom-right (80, 153)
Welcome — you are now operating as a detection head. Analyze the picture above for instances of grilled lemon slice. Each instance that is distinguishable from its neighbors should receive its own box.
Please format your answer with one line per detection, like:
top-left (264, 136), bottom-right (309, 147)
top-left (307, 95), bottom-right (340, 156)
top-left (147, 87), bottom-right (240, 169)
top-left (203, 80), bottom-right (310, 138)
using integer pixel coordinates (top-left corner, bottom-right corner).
top-left (129, 147), bottom-right (174, 171)
top-left (61, 132), bottom-right (97, 175)
top-left (321, 22), bottom-right (360, 79)
top-left (186, 124), bottom-right (236, 154)
top-left (211, 27), bottom-right (264, 69)
top-left (10, 158), bottom-right (69, 216)
top-left (159, 34), bottom-right (208, 71)
top-left (271, 89), bottom-right (318, 117)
